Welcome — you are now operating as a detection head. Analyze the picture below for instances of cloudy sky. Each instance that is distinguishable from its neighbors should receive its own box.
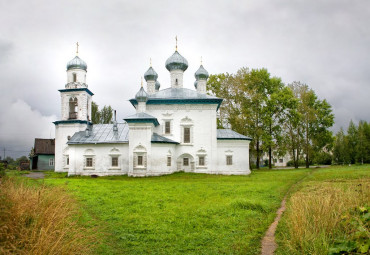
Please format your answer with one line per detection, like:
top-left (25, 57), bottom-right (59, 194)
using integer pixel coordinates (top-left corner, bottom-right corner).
top-left (1, 0), bottom-right (369, 158)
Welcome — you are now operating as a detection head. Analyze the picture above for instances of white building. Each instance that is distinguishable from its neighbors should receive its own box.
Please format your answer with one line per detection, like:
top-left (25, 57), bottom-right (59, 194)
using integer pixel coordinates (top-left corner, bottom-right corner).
top-left (54, 46), bottom-right (252, 177)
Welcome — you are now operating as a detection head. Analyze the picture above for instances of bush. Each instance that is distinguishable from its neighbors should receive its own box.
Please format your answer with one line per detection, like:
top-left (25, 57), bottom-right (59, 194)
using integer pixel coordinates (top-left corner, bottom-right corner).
top-left (286, 160), bottom-right (306, 167)
top-left (0, 163), bottom-right (5, 178)
top-left (0, 178), bottom-right (96, 254)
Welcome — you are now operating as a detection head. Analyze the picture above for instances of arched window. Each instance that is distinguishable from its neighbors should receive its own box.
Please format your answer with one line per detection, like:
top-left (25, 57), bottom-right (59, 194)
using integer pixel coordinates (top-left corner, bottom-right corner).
top-left (73, 73), bottom-right (77, 82)
top-left (69, 97), bottom-right (78, 119)
top-left (175, 78), bottom-right (178, 85)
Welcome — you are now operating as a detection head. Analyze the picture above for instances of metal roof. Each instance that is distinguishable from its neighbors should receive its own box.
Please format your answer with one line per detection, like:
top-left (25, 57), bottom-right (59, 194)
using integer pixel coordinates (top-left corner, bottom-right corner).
top-left (149, 87), bottom-right (218, 99)
top-left (66, 56), bottom-right (87, 71)
top-left (68, 123), bottom-right (129, 144)
top-left (217, 129), bottom-right (252, 140)
top-left (67, 123), bottom-right (178, 145)
top-left (195, 65), bottom-right (209, 80)
top-left (165, 51), bottom-right (188, 71)
top-left (151, 133), bottom-right (179, 144)
top-left (144, 66), bottom-right (158, 81)
top-left (124, 112), bottom-right (159, 126)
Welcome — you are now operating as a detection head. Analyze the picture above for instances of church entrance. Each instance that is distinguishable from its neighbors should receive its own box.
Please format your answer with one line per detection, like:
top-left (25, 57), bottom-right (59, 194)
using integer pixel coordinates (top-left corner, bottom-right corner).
top-left (176, 153), bottom-right (195, 172)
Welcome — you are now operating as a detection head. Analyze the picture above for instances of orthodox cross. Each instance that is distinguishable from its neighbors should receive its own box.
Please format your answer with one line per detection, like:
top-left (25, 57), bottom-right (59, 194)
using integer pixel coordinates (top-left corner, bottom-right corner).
top-left (201, 56), bottom-right (203, 65)
top-left (175, 36), bottom-right (178, 51)
top-left (76, 42), bottom-right (79, 55)
top-left (141, 77), bottom-right (143, 88)
top-left (150, 57), bottom-right (152, 67)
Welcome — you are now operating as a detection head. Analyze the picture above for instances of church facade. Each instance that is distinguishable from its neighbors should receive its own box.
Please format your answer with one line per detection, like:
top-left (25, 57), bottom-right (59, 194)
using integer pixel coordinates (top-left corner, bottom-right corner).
top-left (54, 46), bottom-right (251, 177)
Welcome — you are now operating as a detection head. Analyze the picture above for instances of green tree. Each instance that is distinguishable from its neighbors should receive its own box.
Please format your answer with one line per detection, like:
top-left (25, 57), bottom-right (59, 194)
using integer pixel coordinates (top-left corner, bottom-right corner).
top-left (100, 105), bottom-right (113, 124)
top-left (333, 128), bottom-right (349, 164)
top-left (347, 120), bottom-right (358, 164)
top-left (91, 101), bottom-right (101, 124)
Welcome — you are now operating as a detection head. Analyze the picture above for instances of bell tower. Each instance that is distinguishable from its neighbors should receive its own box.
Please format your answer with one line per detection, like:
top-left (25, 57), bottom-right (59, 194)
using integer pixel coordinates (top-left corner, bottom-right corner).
top-left (54, 43), bottom-right (94, 172)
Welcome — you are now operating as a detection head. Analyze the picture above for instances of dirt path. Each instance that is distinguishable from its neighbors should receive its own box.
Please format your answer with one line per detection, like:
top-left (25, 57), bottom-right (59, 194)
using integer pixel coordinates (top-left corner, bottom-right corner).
top-left (261, 168), bottom-right (317, 255)
top-left (24, 172), bottom-right (45, 179)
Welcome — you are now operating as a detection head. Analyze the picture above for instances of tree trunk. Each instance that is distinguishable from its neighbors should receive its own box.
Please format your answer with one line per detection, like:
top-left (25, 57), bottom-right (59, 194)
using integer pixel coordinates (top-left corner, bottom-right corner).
top-left (305, 122), bottom-right (309, 168)
top-left (268, 122), bottom-right (272, 169)
top-left (256, 138), bottom-right (260, 169)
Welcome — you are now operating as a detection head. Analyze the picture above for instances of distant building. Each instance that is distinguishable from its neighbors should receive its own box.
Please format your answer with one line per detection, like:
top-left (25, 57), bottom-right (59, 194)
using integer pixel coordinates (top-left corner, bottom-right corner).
top-left (30, 138), bottom-right (55, 170)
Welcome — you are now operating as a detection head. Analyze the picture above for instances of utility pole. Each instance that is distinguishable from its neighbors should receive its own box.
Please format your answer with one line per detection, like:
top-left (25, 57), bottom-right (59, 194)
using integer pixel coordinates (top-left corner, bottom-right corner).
top-left (3, 148), bottom-right (5, 159)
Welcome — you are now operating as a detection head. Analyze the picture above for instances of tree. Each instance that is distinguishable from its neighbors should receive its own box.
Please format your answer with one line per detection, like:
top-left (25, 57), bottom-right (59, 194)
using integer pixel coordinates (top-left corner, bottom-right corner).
top-left (347, 120), bottom-right (358, 164)
top-left (91, 102), bottom-right (113, 124)
top-left (100, 105), bottom-right (113, 124)
top-left (333, 128), bottom-right (349, 164)
top-left (91, 101), bottom-right (101, 124)
top-left (287, 82), bottom-right (334, 168)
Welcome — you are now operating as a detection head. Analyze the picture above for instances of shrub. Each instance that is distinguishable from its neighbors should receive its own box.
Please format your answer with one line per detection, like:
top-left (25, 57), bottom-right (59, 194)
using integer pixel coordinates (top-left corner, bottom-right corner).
top-left (0, 163), bottom-right (5, 178)
top-left (0, 178), bottom-right (96, 254)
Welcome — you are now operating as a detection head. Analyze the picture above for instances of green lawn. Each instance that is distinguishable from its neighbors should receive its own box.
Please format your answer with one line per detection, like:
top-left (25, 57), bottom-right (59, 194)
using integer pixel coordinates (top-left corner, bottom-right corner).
top-left (39, 169), bottom-right (309, 255)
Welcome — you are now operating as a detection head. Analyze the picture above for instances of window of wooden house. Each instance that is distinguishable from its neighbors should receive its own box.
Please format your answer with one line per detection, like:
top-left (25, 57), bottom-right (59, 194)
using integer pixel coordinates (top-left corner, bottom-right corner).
top-left (49, 158), bottom-right (54, 166)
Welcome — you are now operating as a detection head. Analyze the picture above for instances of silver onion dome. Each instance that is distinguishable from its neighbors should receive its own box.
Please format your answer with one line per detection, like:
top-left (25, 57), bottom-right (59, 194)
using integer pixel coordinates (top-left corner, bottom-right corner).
top-left (195, 65), bottom-right (209, 80)
top-left (165, 51), bottom-right (188, 72)
top-left (155, 80), bottom-right (160, 90)
top-left (66, 56), bottom-right (87, 71)
top-left (144, 67), bottom-right (158, 81)
top-left (135, 87), bottom-right (148, 102)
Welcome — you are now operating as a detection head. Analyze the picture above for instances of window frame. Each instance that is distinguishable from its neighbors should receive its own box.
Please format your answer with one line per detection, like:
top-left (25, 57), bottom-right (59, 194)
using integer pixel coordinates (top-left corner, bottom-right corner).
top-left (167, 156), bottom-right (171, 166)
top-left (49, 158), bottom-right (54, 166)
top-left (111, 156), bottom-right (119, 167)
top-left (183, 157), bottom-right (189, 166)
top-left (199, 156), bottom-right (205, 166)
top-left (165, 121), bottom-right (171, 134)
top-left (226, 155), bottom-right (233, 165)
top-left (183, 127), bottom-right (191, 143)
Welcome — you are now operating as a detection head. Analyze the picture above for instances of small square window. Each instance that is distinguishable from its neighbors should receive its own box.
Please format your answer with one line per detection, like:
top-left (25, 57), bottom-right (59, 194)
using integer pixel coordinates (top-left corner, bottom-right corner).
top-left (199, 156), bottom-right (205, 166)
top-left (183, 158), bottom-right (189, 166)
top-left (167, 156), bottom-right (171, 166)
top-left (138, 155), bottom-right (143, 166)
top-left (165, 121), bottom-right (171, 134)
top-left (226, 155), bottom-right (233, 165)
top-left (112, 157), bottom-right (118, 167)
top-left (86, 157), bottom-right (93, 167)
top-left (279, 158), bottom-right (283, 163)
top-left (49, 158), bottom-right (54, 166)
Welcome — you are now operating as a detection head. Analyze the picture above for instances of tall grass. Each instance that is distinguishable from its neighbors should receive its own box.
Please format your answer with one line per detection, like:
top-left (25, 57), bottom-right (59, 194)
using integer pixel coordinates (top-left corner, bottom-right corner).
top-left (277, 179), bottom-right (370, 254)
top-left (0, 177), bottom-right (95, 255)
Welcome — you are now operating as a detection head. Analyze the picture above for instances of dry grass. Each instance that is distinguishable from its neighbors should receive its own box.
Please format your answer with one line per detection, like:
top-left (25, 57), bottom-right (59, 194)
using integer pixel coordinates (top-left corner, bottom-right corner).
top-left (278, 179), bottom-right (370, 254)
top-left (0, 177), bottom-right (96, 255)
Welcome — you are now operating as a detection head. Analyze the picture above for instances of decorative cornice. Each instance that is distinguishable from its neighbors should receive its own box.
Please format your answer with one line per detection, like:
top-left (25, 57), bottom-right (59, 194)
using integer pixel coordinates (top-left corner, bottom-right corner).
top-left (58, 88), bottom-right (94, 96)
top-left (129, 98), bottom-right (223, 110)
top-left (54, 120), bottom-right (92, 125)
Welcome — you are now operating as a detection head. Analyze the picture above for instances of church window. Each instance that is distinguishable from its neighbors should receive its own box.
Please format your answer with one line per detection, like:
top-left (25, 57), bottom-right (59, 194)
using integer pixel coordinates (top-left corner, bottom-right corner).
top-left (183, 158), bottom-right (189, 166)
top-left (167, 156), bottom-right (171, 166)
top-left (175, 78), bottom-right (178, 85)
top-left (69, 98), bottom-right (78, 119)
top-left (199, 156), bottom-right (205, 166)
top-left (165, 121), bottom-right (171, 134)
top-left (112, 157), bottom-right (118, 167)
top-left (138, 155), bottom-right (143, 166)
top-left (49, 158), bottom-right (54, 166)
top-left (73, 73), bottom-right (77, 82)
top-left (66, 156), bottom-right (69, 166)
top-left (86, 157), bottom-right (93, 167)
top-left (184, 127), bottom-right (190, 143)
top-left (226, 155), bottom-right (233, 165)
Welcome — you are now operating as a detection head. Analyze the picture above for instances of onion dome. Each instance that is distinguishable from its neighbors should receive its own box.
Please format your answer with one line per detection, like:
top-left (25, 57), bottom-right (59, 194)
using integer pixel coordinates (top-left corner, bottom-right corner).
top-left (194, 80), bottom-right (198, 89)
top-left (135, 87), bottom-right (148, 102)
top-left (195, 65), bottom-right (209, 80)
top-left (66, 56), bottom-right (87, 71)
top-left (165, 51), bottom-right (188, 72)
top-left (144, 67), bottom-right (158, 81)
top-left (155, 80), bottom-right (161, 90)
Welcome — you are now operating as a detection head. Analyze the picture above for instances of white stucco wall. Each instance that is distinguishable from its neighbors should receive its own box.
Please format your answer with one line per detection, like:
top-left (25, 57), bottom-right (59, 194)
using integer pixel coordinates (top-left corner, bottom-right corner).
top-left (217, 140), bottom-right (251, 175)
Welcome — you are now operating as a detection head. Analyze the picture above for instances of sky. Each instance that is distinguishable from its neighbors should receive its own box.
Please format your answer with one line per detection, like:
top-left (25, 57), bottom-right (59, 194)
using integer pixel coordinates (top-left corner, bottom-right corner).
top-left (0, 0), bottom-right (369, 159)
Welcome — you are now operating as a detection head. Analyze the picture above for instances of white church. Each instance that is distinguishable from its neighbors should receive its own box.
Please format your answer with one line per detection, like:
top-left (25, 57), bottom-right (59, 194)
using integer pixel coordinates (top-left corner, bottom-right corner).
top-left (54, 44), bottom-right (251, 177)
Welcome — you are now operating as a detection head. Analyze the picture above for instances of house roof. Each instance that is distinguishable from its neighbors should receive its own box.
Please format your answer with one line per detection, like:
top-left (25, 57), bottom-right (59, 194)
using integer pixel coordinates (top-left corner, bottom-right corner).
top-left (34, 138), bottom-right (55, 155)
top-left (129, 88), bottom-right (223, 110)
top-left (68, 123), bottom-right (178, 145)
top-left (123, 112), bottom-right (159, 126)
top-left (217, 129), bottom-right (252, 140)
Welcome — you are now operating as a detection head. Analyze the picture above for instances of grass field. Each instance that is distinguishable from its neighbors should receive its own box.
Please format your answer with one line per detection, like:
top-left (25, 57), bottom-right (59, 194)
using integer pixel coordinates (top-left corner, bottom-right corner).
top-left (275, 165), bottom-right (370, 255)
top-left (39, 169), bottom-right (309, 255)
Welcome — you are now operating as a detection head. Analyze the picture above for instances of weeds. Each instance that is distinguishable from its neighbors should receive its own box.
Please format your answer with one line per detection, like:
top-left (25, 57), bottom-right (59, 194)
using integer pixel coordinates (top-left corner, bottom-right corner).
top-left (0, 177), bottom-right (96, 255)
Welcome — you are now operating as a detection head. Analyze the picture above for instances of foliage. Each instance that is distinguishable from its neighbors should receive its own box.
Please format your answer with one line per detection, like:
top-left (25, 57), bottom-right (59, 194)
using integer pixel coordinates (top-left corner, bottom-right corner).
top-left (43, 170), bottom-right (310, 254)
top-left (91, 101), bottom-right (113, 124)
top-left (0, 177), bottom-right (96, 254)
top-left (333, 120), bottom-right (370, 164)
top-left (275, 165), bottom-right (370, 255)
top-left (0, 163), bottom-right (5, 178)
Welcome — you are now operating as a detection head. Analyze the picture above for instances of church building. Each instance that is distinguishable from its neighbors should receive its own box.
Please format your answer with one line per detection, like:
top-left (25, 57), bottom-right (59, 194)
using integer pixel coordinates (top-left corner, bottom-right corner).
top-left (54, 43), bottom-right (251, 177)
